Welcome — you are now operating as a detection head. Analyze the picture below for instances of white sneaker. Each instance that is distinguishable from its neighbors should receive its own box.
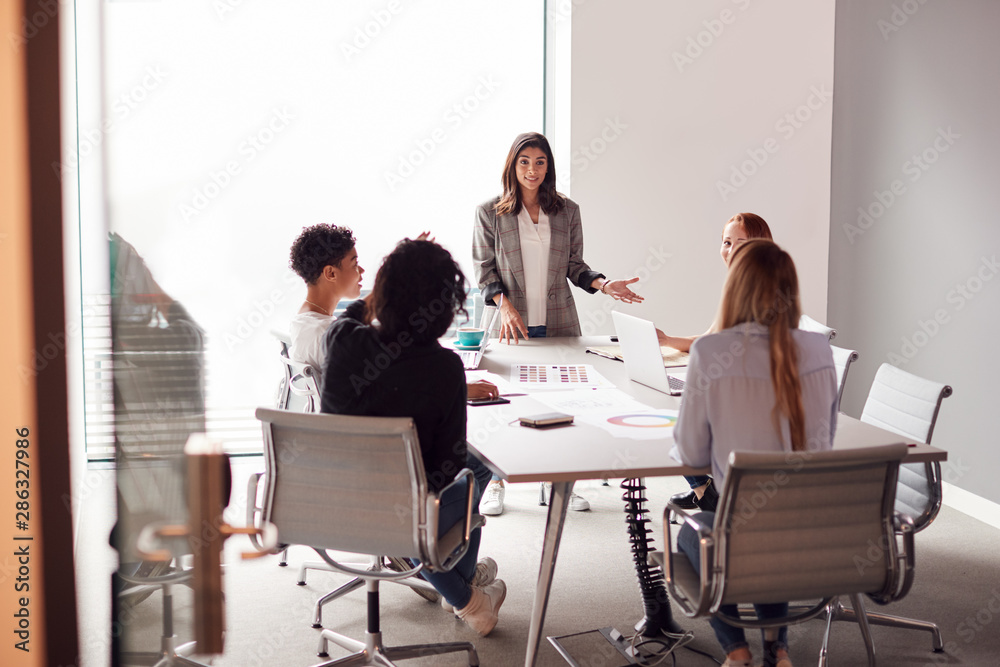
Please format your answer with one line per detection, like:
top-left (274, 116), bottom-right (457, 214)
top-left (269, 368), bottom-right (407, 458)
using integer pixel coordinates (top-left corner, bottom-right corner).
top-left (471, 556), bottom-right (498, 587)
top-left (442, 557), bottom-right (498, 612)
top-left (457, 579), bottom-right (506, 636)
top-left (569, 492), bottom-right (590, 512)
top-left (543, 482), bottom-right (591, 511)
top-left (480, 481), bottom-right (505, 516)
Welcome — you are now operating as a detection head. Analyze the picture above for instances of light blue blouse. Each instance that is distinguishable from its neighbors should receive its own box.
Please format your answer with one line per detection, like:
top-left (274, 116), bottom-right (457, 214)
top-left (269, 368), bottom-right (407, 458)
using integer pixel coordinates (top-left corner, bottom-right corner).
top-left (671, 322), bottom-right (839, 486)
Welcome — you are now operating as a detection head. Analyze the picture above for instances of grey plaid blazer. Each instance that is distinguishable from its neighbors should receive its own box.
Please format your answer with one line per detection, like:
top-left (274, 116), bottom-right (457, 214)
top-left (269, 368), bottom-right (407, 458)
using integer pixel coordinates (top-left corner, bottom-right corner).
top-left (472, 196), bottom-right (604, 337)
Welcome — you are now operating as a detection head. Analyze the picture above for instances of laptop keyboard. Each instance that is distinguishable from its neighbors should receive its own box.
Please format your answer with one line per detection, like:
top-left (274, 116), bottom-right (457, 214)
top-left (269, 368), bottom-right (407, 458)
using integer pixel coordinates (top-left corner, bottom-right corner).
top-left (459, 350), bottom-right (481, 370)
top-left (668, 375), bottom-right (685, 393)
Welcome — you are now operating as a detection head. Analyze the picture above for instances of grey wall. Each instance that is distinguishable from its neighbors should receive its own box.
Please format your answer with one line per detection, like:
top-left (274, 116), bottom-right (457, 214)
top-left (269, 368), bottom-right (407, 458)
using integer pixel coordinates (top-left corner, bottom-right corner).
top-left (830, 1), bottom-right (1000, 503)
top-left (566, 1), bottom-right (835, 337)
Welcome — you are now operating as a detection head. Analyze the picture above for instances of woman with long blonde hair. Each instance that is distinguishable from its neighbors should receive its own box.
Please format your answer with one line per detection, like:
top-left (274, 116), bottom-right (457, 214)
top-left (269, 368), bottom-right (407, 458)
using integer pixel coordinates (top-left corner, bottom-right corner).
top-left (664, 212), bottom-right (773, 513)
top-left (671, 239), bottom-right (838, 667)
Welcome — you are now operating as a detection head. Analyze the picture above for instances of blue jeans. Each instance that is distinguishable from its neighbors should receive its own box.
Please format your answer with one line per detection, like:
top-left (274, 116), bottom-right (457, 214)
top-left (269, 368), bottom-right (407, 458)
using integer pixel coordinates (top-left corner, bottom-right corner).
top-left (677, 511), bottom-right (788, 655)
top-left (684, 474), bottom-right (711, 489)
top-left (420, 477), bottom-right (481, 610)
top-left (526, 325), bottom-right (547, 338)
top-left (466, 451), bottom-right (493, 506)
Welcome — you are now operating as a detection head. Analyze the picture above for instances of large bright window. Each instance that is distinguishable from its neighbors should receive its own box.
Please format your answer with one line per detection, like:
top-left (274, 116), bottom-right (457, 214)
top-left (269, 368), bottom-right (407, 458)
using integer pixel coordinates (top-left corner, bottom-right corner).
top-left (73, 1), bottom-right (544, 456)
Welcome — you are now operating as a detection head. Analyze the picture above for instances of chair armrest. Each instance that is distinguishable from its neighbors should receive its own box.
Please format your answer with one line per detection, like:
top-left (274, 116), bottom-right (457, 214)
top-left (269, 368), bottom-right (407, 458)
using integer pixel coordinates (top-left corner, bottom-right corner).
top-left (663, 503), bottom-right (717, 617)
top-left (667, 502), bottom-right (714, 536)
top-left (245, 472), bottom-right (277, 552)
top-left (423, 467), bottom-right (479, 572)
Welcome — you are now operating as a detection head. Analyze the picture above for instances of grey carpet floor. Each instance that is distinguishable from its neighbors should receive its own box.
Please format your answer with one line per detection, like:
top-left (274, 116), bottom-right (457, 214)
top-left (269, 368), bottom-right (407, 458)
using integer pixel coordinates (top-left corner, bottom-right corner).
top-left (75, 458), bottom-right (1000, 666)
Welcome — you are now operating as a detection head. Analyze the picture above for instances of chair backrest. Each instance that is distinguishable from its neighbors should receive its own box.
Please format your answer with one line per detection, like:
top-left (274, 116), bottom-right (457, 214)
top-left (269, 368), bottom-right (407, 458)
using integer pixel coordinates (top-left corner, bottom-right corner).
top-left (713, 444), bottom-right (908, 608)
top-left (255, 407), bottom-right (429, 560)
top-left (271, 329), bottom-right (320, 413)
top-left (861, 363), bottom-right (952, 531)
top-left (830, 345), bottom-right (859, 410)
top-left (861, 363), bottom-right (952, 445)
top-left (799, 314), bottom-right (836, 341)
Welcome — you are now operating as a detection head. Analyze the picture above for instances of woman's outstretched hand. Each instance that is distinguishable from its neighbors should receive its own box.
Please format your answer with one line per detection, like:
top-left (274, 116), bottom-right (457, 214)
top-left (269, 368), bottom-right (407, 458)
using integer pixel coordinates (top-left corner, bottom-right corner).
top-left (497, 298), bottom-right (529, 344)
top-left (603, 277), bottom-right (645, 304)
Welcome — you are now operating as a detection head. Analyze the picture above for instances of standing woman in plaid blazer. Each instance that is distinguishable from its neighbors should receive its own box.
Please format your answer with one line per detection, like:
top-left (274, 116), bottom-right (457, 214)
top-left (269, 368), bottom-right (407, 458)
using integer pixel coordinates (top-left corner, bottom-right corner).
top-left (473, 132), bottom-right (644, 344)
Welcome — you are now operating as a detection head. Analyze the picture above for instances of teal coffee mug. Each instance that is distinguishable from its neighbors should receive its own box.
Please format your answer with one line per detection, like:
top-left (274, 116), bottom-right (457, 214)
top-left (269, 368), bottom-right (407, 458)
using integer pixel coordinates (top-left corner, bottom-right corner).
top-left (457, 327), bottom-right (485, 347)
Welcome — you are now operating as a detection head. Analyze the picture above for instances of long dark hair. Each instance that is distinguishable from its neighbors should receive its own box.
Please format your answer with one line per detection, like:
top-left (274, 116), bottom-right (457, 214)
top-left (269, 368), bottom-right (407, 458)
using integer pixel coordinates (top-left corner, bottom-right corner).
top-left (719, 240), bottom-right (805, 451)
top-left (366, 240), bottom-right (468, 345)
top-left (495, 132), bottom-right (565, 217)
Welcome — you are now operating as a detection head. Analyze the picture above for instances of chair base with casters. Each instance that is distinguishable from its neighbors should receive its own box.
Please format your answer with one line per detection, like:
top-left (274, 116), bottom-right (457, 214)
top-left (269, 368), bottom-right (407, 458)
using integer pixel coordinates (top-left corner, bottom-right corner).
top-left (117, 565), bottom-right (212, 667)
top-left (247, 471), bottom-right (442, 628)
top-left (818, 597), bottom-right (943, 663)
top-left (300, 555), bottom-right (441, 628)
top-left (857, 362), bottom-right (953, 655)
top-left (314, 576), bottom-right (478, 667)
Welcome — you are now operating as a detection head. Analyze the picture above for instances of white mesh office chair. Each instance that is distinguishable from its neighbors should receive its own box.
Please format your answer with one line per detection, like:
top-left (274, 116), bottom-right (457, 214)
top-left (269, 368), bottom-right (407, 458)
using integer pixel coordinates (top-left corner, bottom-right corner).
top-left (799, 314), bottom-right (837, 341)
top-left (811, 363), bottom-right (952, 657)
top-left (862, 363), bottom-right (952, 541)
top-left (255, 407), bottom-right (482, 666)
top-left (252, 330), bottom-right (323, 569)
top-left (830, 344), bottom-right (859, 411)
top-left (660, 444), bottom-right (915, 667)
top-left (272, 329), bottom-right (321, 413)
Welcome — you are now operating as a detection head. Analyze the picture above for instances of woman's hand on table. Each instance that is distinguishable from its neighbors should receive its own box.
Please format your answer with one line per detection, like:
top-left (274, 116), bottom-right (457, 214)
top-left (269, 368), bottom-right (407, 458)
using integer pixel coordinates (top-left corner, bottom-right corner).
top-left (467, 380), bottom-right (499, 400)
top-left (496, 298), bottom-right (529, 345)
top-left (603, 277), bottom-right (645, 304)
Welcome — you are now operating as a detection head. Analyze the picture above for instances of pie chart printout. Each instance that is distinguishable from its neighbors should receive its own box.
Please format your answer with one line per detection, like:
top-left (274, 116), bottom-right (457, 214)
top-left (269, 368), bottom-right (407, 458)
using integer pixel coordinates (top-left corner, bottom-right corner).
top-left (606, 413), bottom-right (678, 428)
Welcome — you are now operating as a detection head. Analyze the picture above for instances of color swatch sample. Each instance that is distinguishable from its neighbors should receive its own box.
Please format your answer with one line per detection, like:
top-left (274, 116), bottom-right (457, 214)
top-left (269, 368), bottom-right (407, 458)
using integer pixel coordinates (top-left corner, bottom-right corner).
top-left (512, 364), bottom-right (606, 388)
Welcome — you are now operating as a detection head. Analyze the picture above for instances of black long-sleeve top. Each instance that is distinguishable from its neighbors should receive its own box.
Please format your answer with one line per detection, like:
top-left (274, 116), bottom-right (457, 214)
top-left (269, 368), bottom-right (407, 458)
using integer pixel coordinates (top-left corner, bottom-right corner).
top-left (319, 300), bottom-right (468, 492)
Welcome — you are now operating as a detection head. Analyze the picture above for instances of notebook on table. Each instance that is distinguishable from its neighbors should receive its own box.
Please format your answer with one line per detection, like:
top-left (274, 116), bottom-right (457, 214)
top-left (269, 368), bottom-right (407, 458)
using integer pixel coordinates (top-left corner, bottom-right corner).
top-left (611, 311), bottom-right (688, 396)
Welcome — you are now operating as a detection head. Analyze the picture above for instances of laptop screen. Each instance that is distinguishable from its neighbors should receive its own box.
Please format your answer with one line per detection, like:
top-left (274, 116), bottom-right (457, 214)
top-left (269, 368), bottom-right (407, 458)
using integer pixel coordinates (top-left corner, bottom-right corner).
top-left (611, 311), bottom-right (677, 394)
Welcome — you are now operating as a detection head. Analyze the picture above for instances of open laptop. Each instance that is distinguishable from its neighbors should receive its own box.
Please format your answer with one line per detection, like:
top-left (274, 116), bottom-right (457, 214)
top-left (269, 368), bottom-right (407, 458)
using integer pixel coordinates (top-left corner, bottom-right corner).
top-left (457, 304), bottom-right (501, 370)
top-left (611, 311), bottom-right (687, 395)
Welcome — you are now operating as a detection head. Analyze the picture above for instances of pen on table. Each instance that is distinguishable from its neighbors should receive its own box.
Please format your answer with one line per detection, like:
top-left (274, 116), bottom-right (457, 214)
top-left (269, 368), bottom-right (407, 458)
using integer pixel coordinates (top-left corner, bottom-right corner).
top-left (501, 393), bottom-right (527, 397)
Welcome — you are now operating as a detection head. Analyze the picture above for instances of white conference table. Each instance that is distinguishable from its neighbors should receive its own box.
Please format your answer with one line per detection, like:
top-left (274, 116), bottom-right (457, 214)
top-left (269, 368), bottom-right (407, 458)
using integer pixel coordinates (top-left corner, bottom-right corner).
top-left (463, 336), bottom-right (947, 667)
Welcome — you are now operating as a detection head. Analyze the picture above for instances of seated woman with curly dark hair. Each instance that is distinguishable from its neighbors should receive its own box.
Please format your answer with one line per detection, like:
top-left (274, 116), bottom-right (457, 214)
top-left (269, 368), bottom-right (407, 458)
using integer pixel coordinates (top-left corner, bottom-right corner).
top-left (319, 239), bottom-right (506, 636)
